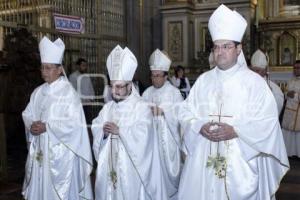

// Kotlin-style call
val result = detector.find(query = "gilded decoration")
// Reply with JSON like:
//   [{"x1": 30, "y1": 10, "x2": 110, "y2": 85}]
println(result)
[
  {"x1": 168, "y1": 21, "x2": 183, "y2": 62},
  {"x1": 278, "y1": 31, "x2": 297, "y2": 65}
]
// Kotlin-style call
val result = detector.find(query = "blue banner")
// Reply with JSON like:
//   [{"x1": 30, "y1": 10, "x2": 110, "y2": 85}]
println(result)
[{"x1": 54, "y1": 13, "x2": 85, "y2": 34}]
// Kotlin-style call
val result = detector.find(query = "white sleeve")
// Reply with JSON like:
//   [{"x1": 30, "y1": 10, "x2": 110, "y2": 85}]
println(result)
[
  {"x1": 22, "y1": 93, "x2": 35, "y2": 145},
  {"x1": 91, "y1": 105, "x2": 110, "y2": 161}
]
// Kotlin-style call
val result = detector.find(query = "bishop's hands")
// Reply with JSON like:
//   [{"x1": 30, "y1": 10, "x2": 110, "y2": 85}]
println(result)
[
  {"x1": 150, "y1": 105, "x2": 164, "y2": 116},
  {"x1": 30, "y1": 121, "x2": 46, "y2": 135},
  {"x1": 103, "y1": 122, "x2": 119, "y2": 136},
  {"x1": 287, "y1": 90, "x2": 296, "y2": 98},
  {"x1": 200, "y1": 122, "x2": 237, "y2": 142}
]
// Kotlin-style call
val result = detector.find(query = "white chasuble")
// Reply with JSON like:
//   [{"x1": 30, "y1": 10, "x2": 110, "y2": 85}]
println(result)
[
  {"x1": 92, "y1": 88, "x2": 168, "y2": 200},
  {"x1": 22, "y1": 77, "x2": 93, "y2": 200},
  {"x1": 177, "y1": 64, "x2": 289, "y2": 200},
  {"x1": 268, "y1": 80, "x2": 284, "y2": 115},
  {"x1": 142, "y1": 81, "x2": 183, "y2": 200}
]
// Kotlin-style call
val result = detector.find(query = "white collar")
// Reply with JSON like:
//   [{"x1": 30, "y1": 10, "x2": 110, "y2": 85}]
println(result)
[
  {"x1": 215, "y1": 63, "x2": 241, "y2": 81},
  {"x1": 153, "y1": 80, "x2": 170, "y2": 91},
  {"x1": 42, "y1": 76, "x2": 66, "y2": 95}
]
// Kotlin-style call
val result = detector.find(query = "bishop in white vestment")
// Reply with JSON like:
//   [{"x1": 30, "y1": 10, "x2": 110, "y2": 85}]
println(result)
[
  {"x1": 22, "y1": 37, "x2": 93, "y2": 200},
  {"x1": 142, "y1": 49, "x2": 183, "y2": 200},
  {"x1": 282, "y1": 60, "x2": 300, "y2": 157},
  {"x1": 250, "y1": 49, "x2": 284, "y2": 114},
  {"x1": 92, "y1": 45, "x2": 168, "y2": 200},
  {"x1": 177, "y1": 5, "x2": 289, "y2": 200}
]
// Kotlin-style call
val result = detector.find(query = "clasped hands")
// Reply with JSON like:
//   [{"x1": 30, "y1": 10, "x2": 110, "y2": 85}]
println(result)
[
  {"x1": 287, "y1": 90, "x2": 296, "y2": 99},
  {"x1": 103, "y1": 122, "x2": 119, "y2": 136},
  {"x1": 30, "y1": 121, "x2": 46, "y2": 135},
  {"x1": 200, "y1": 122, "x2": 237, "y2": 142},
  {"x1": 150, "y1": 105, "x2": 164, "y2": 116}
]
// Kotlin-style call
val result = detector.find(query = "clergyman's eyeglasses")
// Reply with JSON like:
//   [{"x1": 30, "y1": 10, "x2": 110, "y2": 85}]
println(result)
[
  {"x1": 212, "y1": 43, "x2": 236, "y2": 52},
  {"x1": 111, "y1": 83, "x2": 129, "y2": 90}
]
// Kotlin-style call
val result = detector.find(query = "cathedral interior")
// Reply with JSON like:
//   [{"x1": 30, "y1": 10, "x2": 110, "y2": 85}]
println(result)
[{"x1": 1, "y1": 0, "x2": 300, "y2": 199}]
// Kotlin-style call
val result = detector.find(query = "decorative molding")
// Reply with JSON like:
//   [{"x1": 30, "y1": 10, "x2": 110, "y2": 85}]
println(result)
[
  {"x1": 259, "y1": 17, "x2": 300, "y2": 31},
  {"x1": 167, "y1": 21, "x2": 183, "y2": 62},
  {"x1": 270, "y1": 66, "x2": 293, "y2": 72},
  {"x1": 278, "y1": 31, "x2": 297, "y2": 65}
]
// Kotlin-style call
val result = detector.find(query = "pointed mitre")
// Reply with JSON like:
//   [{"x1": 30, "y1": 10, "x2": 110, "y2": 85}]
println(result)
[
  {"x1": 251, "y1": 49, "x2": 268, "y2": 69},
  {"x1": 208, "y1": 4, "x2": 247, "y2": 42},
  {"x1": 149, "y1": 49, "x2": 171, "y2": 71},
  {"x1": 39, "y1": 36, "x2": 65, "y2": 64},
  {"x1": 106, "y1": 45, "x2": 137, "y2": 81}
]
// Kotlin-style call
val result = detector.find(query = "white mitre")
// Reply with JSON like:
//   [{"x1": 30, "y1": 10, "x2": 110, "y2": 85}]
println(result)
[
  {"x1": 208, "y1": 4, "x2": 247, "y2": 42},
  {"x1": 208, "y1": 4, "x2": 248, "y2": 67},
  {"x1": 251, "y1": 49, "x2": 268, "y2": 69},
  {"x1": 106, "y1": 45, "x2": 138, "y2": 81},
  {"x1": 149, "y1": 49, "x2": 171, "y2": 71},
  {"x1": 39, "y1": 36, "x2": 65, "y2": 64}
]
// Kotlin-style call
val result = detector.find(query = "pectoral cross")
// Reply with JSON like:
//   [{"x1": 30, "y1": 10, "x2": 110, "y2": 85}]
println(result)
[
  {"x1": 36, "y1": 103, "x2": 46, "y2": 167},
  {"x1": 110, "y1": 135, "x2": 118, "y2": 190},
  {"x1": 110, "y1": 107, "x2": 119, "y2": 190},
  {"x1": 208, "y1": 103, "x2": 233, "y2": 152},
  {"x1": 209, "y1": 104, "x2": 232, "y2": 123},
  {"x1": 207, "y1": 103, "x2": 232, "y2": 180}
]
